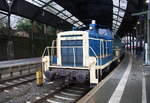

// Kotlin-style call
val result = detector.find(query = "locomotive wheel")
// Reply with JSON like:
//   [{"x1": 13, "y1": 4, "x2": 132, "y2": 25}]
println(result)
[
  {"x1": 105, "y1": 66, "x2": 110, "y2": 73},
  {"x1": 76, "y1": 73, "x2": 86, "y2": 83}
]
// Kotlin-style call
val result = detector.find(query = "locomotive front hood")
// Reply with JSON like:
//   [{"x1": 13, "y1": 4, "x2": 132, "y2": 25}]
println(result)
[{"x1": 88, "y1": 20, "x2": 113, "y2": 40}]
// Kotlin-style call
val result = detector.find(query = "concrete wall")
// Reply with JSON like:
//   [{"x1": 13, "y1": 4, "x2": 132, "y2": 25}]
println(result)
[{"x1": 0, "y1": 34, "x2": 56, "y2": 61}]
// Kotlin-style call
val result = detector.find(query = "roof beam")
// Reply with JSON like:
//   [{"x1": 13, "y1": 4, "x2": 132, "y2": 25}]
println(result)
[
  {"x1": 113, "y1": 27, "x2": 118, "y2": 30},
  {"x1": 113, "y1": 19, "x2": 122, "y2": 23},
  {"x1": 56, "y1": 9, "x2": 65, "y2": 15},
  {"x1": 0, "y1": 15, "x2": 7, "y2": 21},
  {"x1": 65, "y1": 15, "x2": 73, "y2": 20},
  {"x1": 41, "y1": 0, "x2": 53, "y2": 8},
  {"x1": 113, "y1": 13, "x2": 123, "y2": 19},
  {"x1": 113, "y1": 23, "x2": 120, "y2": 27},
  {"x1": 32, "y1": 0, "x2": 53, "y2": 19},
  {"x1": 37, "y1": 0, "x2": 79, "y2": 25},
  {"x1": 0, "y1": 11, "x2": 8, "y2": 15},
  {"x1": 11, "y1": 0, "x2": 72, "y2": 30},
  {"x1": 113, "y1": 5, "x2": 126, "y2": 12}
]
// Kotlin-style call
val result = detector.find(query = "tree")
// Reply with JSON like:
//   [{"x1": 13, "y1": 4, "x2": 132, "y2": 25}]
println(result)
[
  {"x1": 16, "y1": 19, "x2": 32, "y2": 32},
  {"x1": 16, "y1": 18, "x2": 56, "y2": 35},
  {"x1": 0, "y1": 23, "x2": 5, "y2": 28},
  {"x1": 0, "y1": 13, "x2": 7, "y2": 28},
  {"x1": 47, "y1": 26, "x2": 56, "y2": 35}
]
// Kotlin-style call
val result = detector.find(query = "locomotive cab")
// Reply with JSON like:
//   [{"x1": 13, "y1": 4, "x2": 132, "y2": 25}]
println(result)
[{"x1": 57, "y1": 31, "x2": 89, "y2": 67}]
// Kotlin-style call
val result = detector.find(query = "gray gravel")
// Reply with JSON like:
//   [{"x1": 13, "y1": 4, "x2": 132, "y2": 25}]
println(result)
[{"x1": 0, "y1": 80, "x2": 65, "y2": 103}]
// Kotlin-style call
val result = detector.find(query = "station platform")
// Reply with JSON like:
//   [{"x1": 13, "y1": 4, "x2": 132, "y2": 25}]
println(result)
[
  {"x1": 0, "y1": 57, "x2": 41, "y2": 69},
  {"x1": 78, "y1": 53, "x2": 150, "y2": 103},
  {"x1": 0, "y1": 57, "x2": 41, "y2": 80}
]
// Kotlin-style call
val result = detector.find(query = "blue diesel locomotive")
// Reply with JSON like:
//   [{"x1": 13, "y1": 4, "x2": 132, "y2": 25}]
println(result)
[{"x1": 42, "y1": 20, "x2": 121, "y2": 84}]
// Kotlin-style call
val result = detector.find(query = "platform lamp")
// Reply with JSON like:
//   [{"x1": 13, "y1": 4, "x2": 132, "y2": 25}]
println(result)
[
  {"x1": 5, "y1": 0, "x2": 15, "y2": 59},
  {"x1": 146, "y1": 0, "x2": 149, "y2": 3},
  {"x1": 6, "y1": 0, "x2": 14, "y2": 29}
]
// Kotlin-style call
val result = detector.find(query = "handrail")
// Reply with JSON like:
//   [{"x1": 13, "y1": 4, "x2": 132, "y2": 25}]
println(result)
[
  {"x1": 42, "y1": 45, "x2": 105, "y2": 67},
  {"x1": 89, "y1": 47, "x2": 99, "y2": 66},
  {"x1": 99, "y1": 41, "x2": 102, "y2": 65},
  {"x1": 51, "y1": 40, "x2": 56, "y2": 65},
  {"x1": 42, "y1": 47, "x2": 47, "y2": 58},
  {"x1": 42, "y1": 46, "x2": 101, "y2": 66}
]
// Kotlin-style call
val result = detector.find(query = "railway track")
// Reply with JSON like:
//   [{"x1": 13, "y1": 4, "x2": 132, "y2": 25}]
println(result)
[
  {"x1": 0, "y1": 56, "x2": 124, "y2": 103},
  {"x1": 32, "y1": 57, "x2": 123, "y2": 103},
  {"x1": 0, "y1": 73, "x2": 35, "y2": 92},
  {"x1": 33, "y1": 84, "x2": 90, "y2": 103}
]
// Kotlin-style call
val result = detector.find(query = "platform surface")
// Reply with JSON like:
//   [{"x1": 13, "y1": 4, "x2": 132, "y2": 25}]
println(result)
[
  {"x1": 78, "y1": 53, "x2": 150, "y2": 103},
  {"x1": 0, "y1": 57, "x2": 41, "y2": 68}
]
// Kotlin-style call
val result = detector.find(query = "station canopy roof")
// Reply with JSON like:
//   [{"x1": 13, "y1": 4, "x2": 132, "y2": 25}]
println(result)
[
  {"x1": 0, "y1": 0, "x2": 144, "y2": 35},
  {"x1": 25, "y1": 0, "x2": 86, "y2": 28}
]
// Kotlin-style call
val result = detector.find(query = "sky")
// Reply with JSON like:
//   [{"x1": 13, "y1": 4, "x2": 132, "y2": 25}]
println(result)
[{"x1": 10, "y1": 15, "x2": 22, "y2": 29}]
